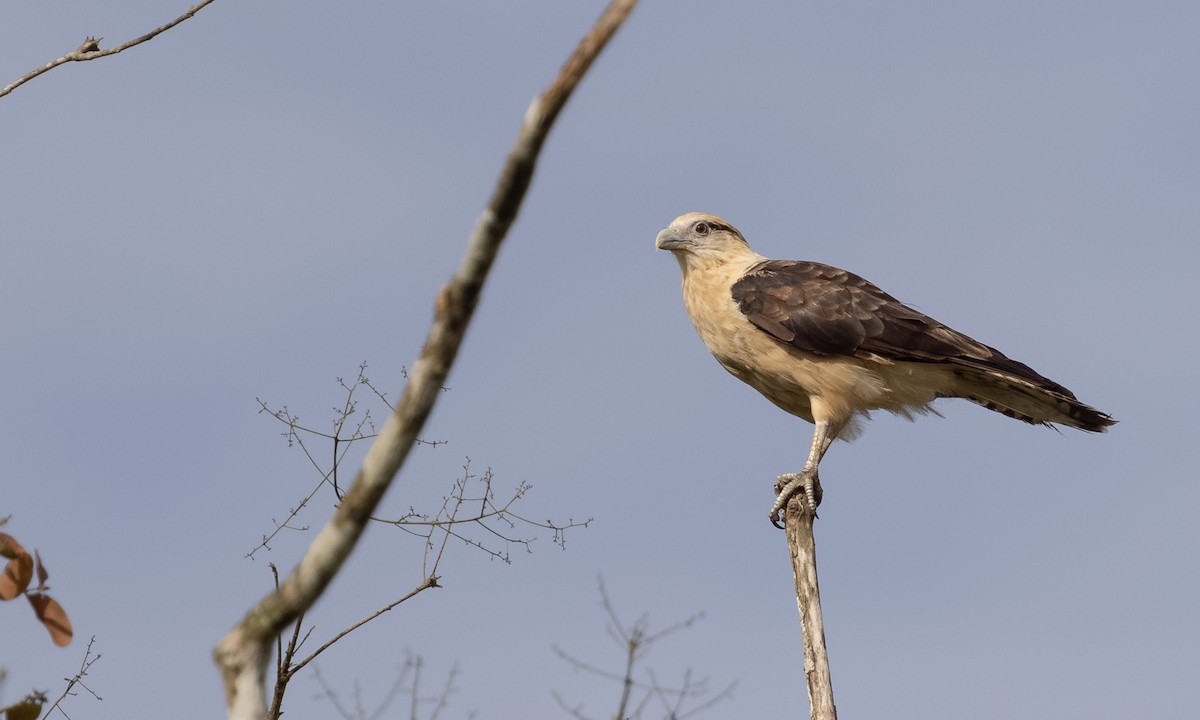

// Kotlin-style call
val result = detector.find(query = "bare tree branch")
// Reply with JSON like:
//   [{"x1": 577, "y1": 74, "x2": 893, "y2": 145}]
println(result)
[
  {"x1": 310, "y1": 651, "x2": 455, "y2": 720},
  {"x1": 292, "y1": 576, "x2": 440, "y2": 678},
  {"x1": 251, "y1": 369, "x2": 583, "y2": 565},
  {"x1": 783, "y1": 496, "x2": 837, "y2": 720},
  {"x1": 1, "y1": 0, "x2": 217, "y2": 99},
  {"x1": 260, "y1": 402, "x2": 586, "y2": 714},
  {"x1": 312, "y1": 665, "x2": 360, "y2": 720},
  {"x1": 653, "y1": 668, "x2": 737, "y2": 720},
  {"x1": 249, "y1": 363, "x2": 399, "y2": 558},
  {"x1": 553, "y1": 577, "x2": 734, "y2": 720},
  {"x1": 38, "y1": 635, "x2": 102, "y2": 720},
  {"x1": 213, "y1": 2, "x2": 639, "y2": 717}
]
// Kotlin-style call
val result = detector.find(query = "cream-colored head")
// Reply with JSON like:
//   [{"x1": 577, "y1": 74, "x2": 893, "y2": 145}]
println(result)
[{"x1": 655, "y1": 212, "x2": 763, "y2": 272}]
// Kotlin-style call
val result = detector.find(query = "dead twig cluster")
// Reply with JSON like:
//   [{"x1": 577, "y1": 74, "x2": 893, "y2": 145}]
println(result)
[
  {"x1": 310, "y1": 653, "x2": 465, "y2": 720},
  {"x1": 551, "y1": 578, "x2": 735, "y2": 720},
  {"x1": 253, "y1": 366, "x2": 589, "y2": 718}
]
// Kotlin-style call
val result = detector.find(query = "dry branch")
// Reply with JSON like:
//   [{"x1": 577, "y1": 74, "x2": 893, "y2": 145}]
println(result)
[
  {"x1": 784, "y1": 496, "x2": 837, "y2": 720},
  {"x1": 0, "y1": 0, "x2": 217, "y2": 99},
  {"x1": 213, "y1": 2, "x2": 639, "y2": 717},
  {"x1": 551, "y1": 577, "x2": 734, "y2": 720}
]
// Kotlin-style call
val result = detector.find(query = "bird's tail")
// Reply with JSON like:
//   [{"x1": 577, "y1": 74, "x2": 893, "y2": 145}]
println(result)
[{"x1": 950, "y1": 366, "x2": 1115, "y2": 432}]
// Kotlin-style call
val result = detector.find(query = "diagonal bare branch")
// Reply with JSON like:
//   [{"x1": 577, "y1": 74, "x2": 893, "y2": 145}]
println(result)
[
  {"x1": 213, "y1": 2, "x2": 639, "y2": 717},
  {"x1": 1, "y1": 0, "x2": 217, "y2": 99}
]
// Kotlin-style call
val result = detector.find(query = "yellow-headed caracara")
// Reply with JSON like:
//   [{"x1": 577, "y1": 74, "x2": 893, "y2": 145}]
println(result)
[{"x1": 656, "y1": 212, "x2": 1114, "y2": 526}]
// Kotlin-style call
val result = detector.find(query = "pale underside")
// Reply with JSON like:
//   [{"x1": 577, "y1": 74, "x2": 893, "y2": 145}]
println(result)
[{"x1": 680, "y1": 252, "x2": 952, "y2": 440}]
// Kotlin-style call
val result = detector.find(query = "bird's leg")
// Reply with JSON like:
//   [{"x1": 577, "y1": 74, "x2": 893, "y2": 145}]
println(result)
[{"x1": 771, "y1": 420, "x2": 836, "y2": 527}]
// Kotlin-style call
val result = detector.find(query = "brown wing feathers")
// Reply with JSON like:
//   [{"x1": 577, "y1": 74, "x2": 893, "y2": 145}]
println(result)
[{"x1": 731, "y1": 260, "x2": 1114, "y2": 432}]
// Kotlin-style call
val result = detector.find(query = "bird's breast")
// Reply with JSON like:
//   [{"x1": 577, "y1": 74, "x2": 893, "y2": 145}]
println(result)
[{"x1": 677, "y1": 263, "x2": 910, "y2": 425}]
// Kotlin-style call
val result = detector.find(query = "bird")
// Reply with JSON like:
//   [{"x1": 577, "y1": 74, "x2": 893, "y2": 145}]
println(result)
[{"x1": 655, "y1": 212, "x2": 1114, "y2": 526}]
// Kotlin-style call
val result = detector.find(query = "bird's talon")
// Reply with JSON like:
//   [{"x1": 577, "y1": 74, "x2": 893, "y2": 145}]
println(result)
[{"x1": 771, "y1": 470, "x2": 822, "y2": 525}]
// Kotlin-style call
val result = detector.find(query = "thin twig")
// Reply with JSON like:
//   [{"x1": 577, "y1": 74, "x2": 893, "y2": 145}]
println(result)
[
  {"x1": 784, "y1": 497, "x2": 837, "y2": 720},
  {"x1": 368, "y1": 658, "x2": 420, "y2": 720},
  {"x1": 290, "y1": 576, "x2": 440, "y2": 675},
  {"x1": 675, "y1": 679, "x2": 738, "y2": 720},
  {"x1": 1, "y1": 0, "x2": 217, "y2": 99},
  {"x1": 267, "y1": 574, "x2": 436, "y2": 718},
  {"x1": 312, "y1": 665, "x2": 357, "y2": 720},
  {"x1": 408, "y1": 656, "x2": 422, "y2": 720},
  {"x1": 553, "y1": 577, "x2": 731, "y2": 720},
  {"x1": 39, "y1": 635, "x2": 102, "y2": 719}
]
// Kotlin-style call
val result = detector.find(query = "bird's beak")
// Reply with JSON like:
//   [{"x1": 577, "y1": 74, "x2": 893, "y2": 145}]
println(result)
[{"x1": 655, "y1": 227, "x2": 686, "y2": 251}]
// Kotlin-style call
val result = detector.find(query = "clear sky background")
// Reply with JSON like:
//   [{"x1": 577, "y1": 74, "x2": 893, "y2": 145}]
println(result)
[{"x1": 3, "y1": 2, "x2": 1197, "y2": 718}]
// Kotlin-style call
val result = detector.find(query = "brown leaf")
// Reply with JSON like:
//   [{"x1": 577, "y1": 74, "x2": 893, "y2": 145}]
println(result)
[
  {"x1": 34, "y1": 549, "x2": 48, "y2": 589},
  {"x1": 0, "y1": 533, "x2": 24, "y2": 560},
  {"x1": 27, "y1": 593, "x2": 73, "y2": 646},
  {"x1": 0, "y1": 551, "x2": 33, "y2": 601}
]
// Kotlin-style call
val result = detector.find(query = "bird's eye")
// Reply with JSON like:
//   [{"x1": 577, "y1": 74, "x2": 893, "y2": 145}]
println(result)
[{"x1": 694, "y1": 222, "x2": 711, "y2": 236}]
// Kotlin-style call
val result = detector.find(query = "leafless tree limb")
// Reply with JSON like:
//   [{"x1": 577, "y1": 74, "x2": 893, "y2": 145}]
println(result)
[
  {"x1": 311, "y1": 654, "x2": 459, "y2": 720},
  {"x1": 783, "y1": 496, "x2": 837, "y2": 720},
  {"x1": 598, "y1": 577, "x2": 702, "y2": 648},
  {"x1": 214, "y1": 2, "x2": 638, "y2": 717},
  {"x1": 260, "y1": 439, "x2": 584, "y2": 715},
  {"x1": 262, "y1": 456, "x2": 585, "y2": 715},
  {"x1": 552, "y1": 577, "x2": 734, "y2": 720},
  {"x1": 250, "y1": 363, "x2": 400, "y2": 558},
  {"x1": 646, "y1": 667, "x2": 735, "y2": 720},
  {"x1": 648, "y1": 666, "x2": 737, "y2": 720},
  {"x1": 312, "y1": 665, "x2": 365, "y2": 720},
  {"x1": 293, "y1": 576, "x2": 439, "y2": 679},
  {"x1": 39, "y1": 635, "x2": 102, "y2": 720},
  {"x1": 252, "y1": 368, "x2": 583, "y2": 563},
  {"x1": 265, "y1": 548, "x2": 436, "y2": 718},
  {"x1": 0, "y1": 0, "x2": 217, "y2": 99}
]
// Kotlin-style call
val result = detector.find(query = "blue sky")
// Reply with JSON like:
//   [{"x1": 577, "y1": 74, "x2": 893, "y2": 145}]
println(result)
[{"x1": 2, "y1": 2, "x2": 1197, "y2": 718}]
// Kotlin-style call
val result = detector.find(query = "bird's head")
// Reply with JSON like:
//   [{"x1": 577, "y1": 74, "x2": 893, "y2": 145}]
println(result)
[{"x1": 655, "y1": 213, "x2": 760, "y2": 271}]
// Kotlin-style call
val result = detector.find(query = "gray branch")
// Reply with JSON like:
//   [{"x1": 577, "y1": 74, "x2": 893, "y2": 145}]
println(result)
[
  {"x1": 783, "y1": 497, "x2": 837, "y2": 719},
  {"x1": 0, "y1": 0, "x2": 217, "y2": 99},
  {"x1": 212, "y1": 2, "x2": 639, "y2": 717}
]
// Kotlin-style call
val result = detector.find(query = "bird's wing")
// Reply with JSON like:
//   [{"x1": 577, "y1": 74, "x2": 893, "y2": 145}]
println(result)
[{"x1": 730, "y1": 260, "x2": 1076, "y2": 396}]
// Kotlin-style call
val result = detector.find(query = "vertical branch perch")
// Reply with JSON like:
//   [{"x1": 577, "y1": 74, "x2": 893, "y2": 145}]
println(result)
[
  {"x1": 213, "y1": 2, "x2": 638, "y2": 718},
  {"x1": 784, "y1": 496, "x2": 837, "y2": 720}
]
